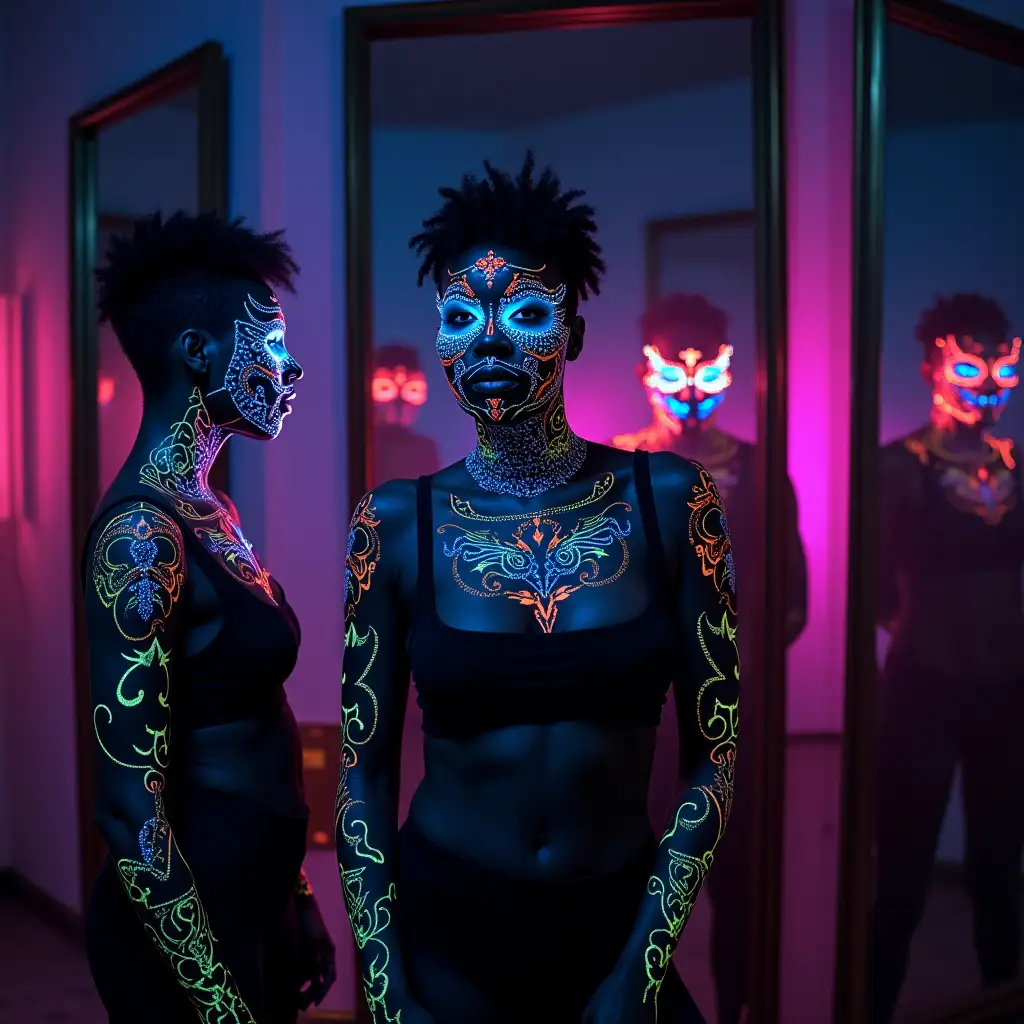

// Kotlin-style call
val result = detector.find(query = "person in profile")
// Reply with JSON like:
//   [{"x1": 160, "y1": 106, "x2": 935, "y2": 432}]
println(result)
[
  {"x1": 371, "y1": 343, "x2": 441, "y2": 486},
  {"x1": 613, "y1": 293, "x2": 808, "y2": 1024},
  {"x1": 870, "y1": 294, "x2": 1024, "y2": 1021}
]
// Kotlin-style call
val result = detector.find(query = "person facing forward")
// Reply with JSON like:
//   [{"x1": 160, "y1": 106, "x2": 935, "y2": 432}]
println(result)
[
  {"x1": 83, "y1": 213, "x2": 335, "y2": 1023},
  {"x1": 870, "y1": 294, "x2": 1024, "y2": 1021},
  {"x1": 335, "y1": 154, "x2": 740, "y2": 1024}
]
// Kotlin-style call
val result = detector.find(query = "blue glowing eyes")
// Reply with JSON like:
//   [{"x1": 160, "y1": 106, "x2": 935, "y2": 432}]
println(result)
[
  {"x1": 660, "y1": 368, "x2": 681, "y2": 383},
  {"x1": 996, "y1": 365, "x2": 1015, "y2": 379},
  {"x1": 701, "y1": 368, "x2": 721, "y2": 383},
  {"x1": 953, "y1": 362, "x2": 981, "y2": 378}
]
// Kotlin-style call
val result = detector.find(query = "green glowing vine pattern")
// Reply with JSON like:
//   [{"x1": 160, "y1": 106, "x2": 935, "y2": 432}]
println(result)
[
  {"x1": 91, "y1": 502, "x2": 256, "y2": 1023},
  {"x1": 336, "y1": 494, "x2": 401, "y2": 1022},
  {"x1": 642, "y1": 465, "x2": 740, "y2": 1013}
]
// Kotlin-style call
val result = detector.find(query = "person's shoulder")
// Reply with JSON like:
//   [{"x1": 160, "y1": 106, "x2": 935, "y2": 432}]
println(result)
[
  {"x1": 348, "y1": 477, "x2": 418, "y2": 540},
  {"x1": 647, "y1": 450, "x2": 716, "y2": 500}
]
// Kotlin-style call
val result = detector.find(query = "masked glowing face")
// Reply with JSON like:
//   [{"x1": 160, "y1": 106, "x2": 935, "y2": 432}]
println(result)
[
  {"x1": 372, "y1": 363, "x2": 428, "y2": 426},
  {"x1": 435, "y1": 247, "x2": 571, "y2": 426},
  {"x1": 931, "y1": 333, "x2": 1020, "y2": 427},
  {"x1": 642, "y1": 342, "x2": 734, "y2": 426},
  {"x1": 211, "y1": 293, "x2": 302, "y2": 440}
]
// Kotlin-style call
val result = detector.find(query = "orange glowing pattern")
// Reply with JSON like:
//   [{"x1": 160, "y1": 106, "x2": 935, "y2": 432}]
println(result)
[
  {"x1": 371, "y1": 365, "x2": 427, "y2": 407},
  {"x1": 448, "y1": 250, "x2": 547, "y2": 290},
  {"x1": 932, "y1": 334, "x2": 1021, "y2": 427}
]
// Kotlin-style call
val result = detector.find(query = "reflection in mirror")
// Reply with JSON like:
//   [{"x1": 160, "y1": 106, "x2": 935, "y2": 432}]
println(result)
[
  {"x1": 870, "y1": 23, "x2": 1024, "y2": 1022},
  {"x1": 367, "y1": 18, "x2": 765, "y2": 1022},
  {"x1": 95, "y1": 86, "x2": 199, "y2": 497}
]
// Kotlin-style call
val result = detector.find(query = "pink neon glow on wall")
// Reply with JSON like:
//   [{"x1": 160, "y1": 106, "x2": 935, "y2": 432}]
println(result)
[{"x1": 0, "y1": 296, "x2": 24, "y2": 523}]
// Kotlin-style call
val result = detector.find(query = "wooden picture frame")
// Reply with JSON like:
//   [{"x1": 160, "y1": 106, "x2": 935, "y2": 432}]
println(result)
[
  {"x1": 343, "y1": 2, "x2": 788, "y2": 1021},
  {"x1": 69, "y1": 40, "x2": 229, "y2": 909}
]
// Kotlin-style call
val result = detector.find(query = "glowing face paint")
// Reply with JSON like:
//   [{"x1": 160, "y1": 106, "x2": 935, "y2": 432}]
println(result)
[
  {"x1": 210, "y1": 294, "x2": 300, "y2": 439},
  {"x1": 642, "y1": 342, "x2": 734, "y2": 426},
  {"x1": 371, "y1": 363, "x2": 428, "y2": 426},
  {"x1": 932, "y1": 333, "x2": 1020, "y2": 427},
  {"x1": 436, "y1": 250, "x2": 571, "y2": 427}
]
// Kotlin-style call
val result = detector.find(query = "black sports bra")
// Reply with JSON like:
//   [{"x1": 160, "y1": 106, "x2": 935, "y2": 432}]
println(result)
[
  {"x1": 408, "y1": 449, "x2": 678, "y2": 739},
  {"x1": 81, "y1": 493, "x2": 301, "y2": 731}
]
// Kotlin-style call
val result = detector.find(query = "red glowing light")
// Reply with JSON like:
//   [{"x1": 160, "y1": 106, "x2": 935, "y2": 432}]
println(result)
[
  {"x1": 98, "y1": 376, "x2": 116, "y2": 406},
  {"x1": 372, "y1": 366, "x2": 427, "y2": 407}
]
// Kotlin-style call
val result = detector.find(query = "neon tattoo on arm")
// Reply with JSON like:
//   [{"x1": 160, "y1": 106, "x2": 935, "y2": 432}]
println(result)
[
  {"x1": 335, "y1": 494, "x2": 406, "y2": 1021},
  {"x1": 89, "y1": 503, "x2": 256, "y2": 1022},
  {"x1": 618, "y1": 464, "x2": 739, "y2": 1015}
]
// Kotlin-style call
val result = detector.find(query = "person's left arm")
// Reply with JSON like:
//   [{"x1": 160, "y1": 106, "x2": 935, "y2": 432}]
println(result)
[{"x1": 586, "y1": 454, "x2": 740, "y2": 1023}]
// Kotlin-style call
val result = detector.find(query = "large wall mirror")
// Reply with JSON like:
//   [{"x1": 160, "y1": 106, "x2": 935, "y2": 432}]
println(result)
[
  {"x1": 841, "y1": 3, "x2": 1024, "y2": 1022},
  {"x1": 69, "y1": 41, "x2": 228, "y2": 903},
  {"x1": 344, "y1": 1, "x2": 788, "y2": 1020}
]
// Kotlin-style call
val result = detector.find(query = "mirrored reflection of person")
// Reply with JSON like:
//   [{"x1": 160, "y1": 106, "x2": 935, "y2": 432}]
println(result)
[
  {"x1": 371, "y1": 343, "x2": 441, "y2": 488},
  {"x1": 81, "y1": 214, "x2": 335, "y2": 1023},
  {"x1": 869, "y1": 294, "x2": 1024, "y2": 1022},
  {"x1": 336, "y1": 154, "x2": 741, "y2": 1024},
  {"x1": 612, "y1": 293, "x2": 808, "y2": 1024},
  {"x1": 370, "y1": 343, "x2": 441, "y2": 827}
]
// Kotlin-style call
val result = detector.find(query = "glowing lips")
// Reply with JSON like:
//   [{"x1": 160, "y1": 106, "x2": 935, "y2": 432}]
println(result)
[{"x1": 219, "y1": 294, "x2": 296, "y2": 437}]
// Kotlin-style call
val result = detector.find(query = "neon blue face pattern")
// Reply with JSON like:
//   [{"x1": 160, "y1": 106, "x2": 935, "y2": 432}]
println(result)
[
  {"x1": 209, "y1": 294, "x2": 300, "y2": 438},
  {"x1": 436, "y1": 249, "x2": 571, "y2": 427}
]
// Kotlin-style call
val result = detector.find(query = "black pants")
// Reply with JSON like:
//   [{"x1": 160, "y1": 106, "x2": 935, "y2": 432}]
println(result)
[
  {"x1": 86, "y1": 788, "x2": 307, "y2": 1023},
  {"x1": 869, "y1": 657, "x2": 1024, "y2": 1022},
  {"x1": 397, "y1": 819, "x2": 707, "y2": 1024}
]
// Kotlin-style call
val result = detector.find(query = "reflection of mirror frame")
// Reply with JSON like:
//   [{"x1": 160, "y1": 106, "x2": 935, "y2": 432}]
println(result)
[
  {"x1": 645, "y1": 209, "x2": 756, "y2": 309},
  {"x1": 69, "y1": 41, "x2": 228, "y2": 908},
  {"x1": 344, "y1": 2, "x2": 789, "y2": 1021},
  {"x1": 839, "y1": 4, "x2": 1024, "y2": 1022}
]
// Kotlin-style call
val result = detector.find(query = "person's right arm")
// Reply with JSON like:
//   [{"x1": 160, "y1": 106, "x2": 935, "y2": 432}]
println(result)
[
  {"x1": 336, "y1": 482, "x2": 429, "y2": 1022},
  {"x1": 85, "y1": 501, "x2": 256, "y2": 1023}
]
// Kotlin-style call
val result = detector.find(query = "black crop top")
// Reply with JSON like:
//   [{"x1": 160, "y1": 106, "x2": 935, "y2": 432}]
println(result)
[
  {"x1": 409, "y1": 449, "x2": 679, "y2": 739},
  {"x1": 889, "y1": 444, "x2": 1024, "y2": 575},
  {"x1": 81, "y1": 494, "x2": 301, "y2": 731}
]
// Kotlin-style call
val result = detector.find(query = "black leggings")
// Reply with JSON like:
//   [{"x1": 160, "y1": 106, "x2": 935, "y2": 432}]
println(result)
[
  {"x1": 869, "y1": 657, "x2": 1024, "y2": 1021},
  {"x1": 86, "y1": 788, "x2": 307, "y2": 1023},
  {"x1": 397, "y1": 819, "x2": 707, "y2": 1024}
]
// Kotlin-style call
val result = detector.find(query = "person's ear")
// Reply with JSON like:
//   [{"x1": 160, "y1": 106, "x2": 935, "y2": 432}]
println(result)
[
  {"x1": 567, "y1": 315, "x2": 586, "y2": 362},
  {"x1": 177, "y1": 329, "x2": 211, "y2": 375}
]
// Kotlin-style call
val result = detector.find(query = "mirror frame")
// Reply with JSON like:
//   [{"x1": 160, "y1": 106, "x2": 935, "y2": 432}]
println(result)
[
  {"x1": 837, "y1": 3, "x2": 1024, "y2": 1021},
  {"x1": 69, "y1": 40, "x2": 229, "y2": 908},
  {"x1": 343, "y1": 1, "x2": 788, "y2": 1021}
]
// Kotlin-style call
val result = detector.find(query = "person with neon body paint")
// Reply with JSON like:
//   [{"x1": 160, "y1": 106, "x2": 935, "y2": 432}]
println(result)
[
  {"x1": 613, "y1": 292, "x2": 807, "y2": 1024},
  {"x1": 336, "y1": 154, "x2": 739, "y2": 1023},
  {"x1": 81, "y1": 213, "x2": 335, "y2": 1022},
  {"x1": 370, "y1": 343, "x2": 441, "y2": 486},
  {"x1": 870, "y1": 293, "x2": 1024, "y2": 1021}
]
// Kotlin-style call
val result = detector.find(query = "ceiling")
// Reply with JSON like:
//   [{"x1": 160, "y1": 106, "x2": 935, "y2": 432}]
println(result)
[{"x1": 370, "y1": 17, "x2": 1024, "y2": 131}]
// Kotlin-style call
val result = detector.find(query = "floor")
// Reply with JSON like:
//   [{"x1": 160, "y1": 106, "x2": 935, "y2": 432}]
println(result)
[{"x1": 1, "y1": 738, "x2": 1020, "y2": 1024}]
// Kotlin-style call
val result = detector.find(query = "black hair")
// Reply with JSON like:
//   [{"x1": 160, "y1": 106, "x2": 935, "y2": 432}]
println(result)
[
  {"x1": 95, "y1": 211, "x2": 300, "y2": 388},
  {"x1": 374, "y1": 343, "x2": 421, "y2": 371},
  {"x1": 915, "y1": 293, "x2": 1010, "y2": 356},
  {"x1": 639, "y1": 293, "x2": 729, "y2": 345},
  {"x1": 409, "y1": 151, "x2": 604, "y2": 308}
]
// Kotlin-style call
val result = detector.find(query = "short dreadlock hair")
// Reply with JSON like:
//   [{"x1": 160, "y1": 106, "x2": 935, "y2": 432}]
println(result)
[
  {"x1": 639, "y1": 293, "x2": 729, "y2": 346},
  {"x1": 96, "y1": 211, "x2": 300, "y2": 390},
  {"x1": 409, "y1": 152, "x2": 604, "y2": 309},
  {"x1": 915, "y1": 293, "x2": 1011, "y2": 358}
]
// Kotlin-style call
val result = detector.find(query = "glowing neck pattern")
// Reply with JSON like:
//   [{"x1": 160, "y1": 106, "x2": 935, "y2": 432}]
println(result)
[
  {"x1": 139, "y1": 387, "x2": 227, "y2": 509},
  {"x1": 465, "y1": 394, "x2": 586, "y2": 499}
]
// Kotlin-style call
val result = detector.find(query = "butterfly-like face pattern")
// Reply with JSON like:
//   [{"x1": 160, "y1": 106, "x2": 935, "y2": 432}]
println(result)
[
  {"x1": 435, "y1": 247, "x2": 571, "y2": 427},
  {"x1": 642, "y1": 342, "x2": 734, "y2": 426},
  {"x1": 217, "y1": 294, "x2": 301, "y2": 438}
]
